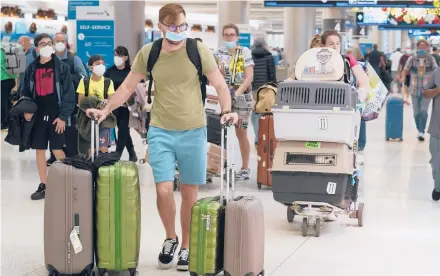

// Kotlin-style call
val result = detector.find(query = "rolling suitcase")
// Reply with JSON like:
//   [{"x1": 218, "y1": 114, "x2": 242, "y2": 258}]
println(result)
[
  {"x1": 44, "y1": 158, "x2": 94, "y2": 274},
  {"x1": 385, "y1": 96, "x2": 404, "y2": 141},
  {"x1": 224, "y1": 132, "x2": 265, "y2": 276},
  {"x1": 189, "y1": 122, "x2": 235, "y2": 276},
  {"x1": 93, "y1": 119, "x2": 141, "y2": 276},
  {"x1": 257, "y1": 114, "x2": 277, "y2": 189}
]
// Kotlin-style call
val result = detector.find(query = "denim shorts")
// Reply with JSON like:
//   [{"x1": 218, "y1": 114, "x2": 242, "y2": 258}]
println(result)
[{"x1": 147, "y1": 126, "x2": 207, "y2": 185}]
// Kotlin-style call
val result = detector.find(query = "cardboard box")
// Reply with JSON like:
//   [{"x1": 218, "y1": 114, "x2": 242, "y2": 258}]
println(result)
[{"x1": 207, "y1": 143, "x2": 226, "y2": 175}]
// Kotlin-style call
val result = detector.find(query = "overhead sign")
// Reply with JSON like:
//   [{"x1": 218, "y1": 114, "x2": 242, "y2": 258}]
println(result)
[
  {"x1": 68, "y1": 0, "x2": 100, "y2": 20},
  {"x1": 264, "y1": 1, "x2": 439, "y2": 8},
  {"x1": 323, "y1": 19, "x2": 346, "y2": 33},
  {"x1": 354, "y1": 26, "x2": 369, "y2": 37}
]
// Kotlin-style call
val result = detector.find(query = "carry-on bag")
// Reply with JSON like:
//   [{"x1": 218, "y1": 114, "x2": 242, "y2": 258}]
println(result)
[
  {"x1": 93, "y1": 119, "x2": 141, "y2": 276},
  {"x1": 224, "y1": 139, "x2": 265, "y2": 275},
  {"x1": 207, "y1": 111, "x2": 226, "y2": 147},
  {"x1": 44, "y1": 158, "x2": 94, "y2": 275},
  {"x1": 189, "y1": 122, "x2": 235, "y2": 276},
  {"x1": 257, "y1": 113, "x2": 277, "y2": 189},
  {"x1": 385, "y1": 95, "x2": 404, "y2": 141}
]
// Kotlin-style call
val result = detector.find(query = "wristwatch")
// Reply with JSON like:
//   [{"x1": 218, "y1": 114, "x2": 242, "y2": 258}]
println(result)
[{"x1": 220, "y1": 110, "x2": 231, "y2": 116}]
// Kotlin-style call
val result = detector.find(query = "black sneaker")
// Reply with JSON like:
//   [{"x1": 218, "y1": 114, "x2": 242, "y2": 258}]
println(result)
[
  {"x1": 176, "y1": 248, "x2": 189, "y2": 271},
  {"x1": 129, "y1": 152, "x2": 138, "y2": 163},
  {"x1": 31, "y1": 183, "x2": 46, "y2": 200},
  {"x1": 432, "y1": 189, "x2": 440, "y2": 201},
  {"x1": 46, "y1": 155, "x2": 56, "y2": 166},
  {"x1": 158, "y1": 237, "x2": 179, "y2": 269}
]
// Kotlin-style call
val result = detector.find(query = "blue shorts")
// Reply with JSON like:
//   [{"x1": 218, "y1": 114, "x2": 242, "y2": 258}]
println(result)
[{"x1": 147, "y1": 126, "x2": 207, "y2": 185}]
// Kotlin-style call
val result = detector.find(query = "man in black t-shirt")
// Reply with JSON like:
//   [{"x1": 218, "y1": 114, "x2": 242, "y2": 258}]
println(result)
[{"x1": 21, "y1": 33, "x2": 75, "y2": 200}]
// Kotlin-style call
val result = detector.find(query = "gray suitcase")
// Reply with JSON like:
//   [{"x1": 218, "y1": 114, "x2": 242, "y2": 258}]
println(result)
[
  {"x1": 44, "y1": 120, "x2": 100, "y2": 275},
  {"x1": 44, "y1": 161, "x2": 94, "y2": 276}
]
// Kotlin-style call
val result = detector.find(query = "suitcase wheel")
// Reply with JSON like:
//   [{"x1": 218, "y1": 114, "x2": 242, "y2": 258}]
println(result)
[
  {"x1": 314, "y1": 218, "x2": 321, "y2": 237},
  {"x1": 357, "y1": 203, "x2": 365, "y2": 227},
  {"x1": 128, "y1": 268, "x2": 139, "y2": 276},
  {"x1": 98, "y1": 269, "x2": 107, "y2": 276},
  {"x1": 190, "y1": 273, "x2": 198, "y2": 276},
  {"x1": 301, "y1": 217, "x2": 309, "y2": 237},
  {"x1": 287, "y1": 206, "x2": 295, "y2": 223},
  {"x1": 139, "y1": 159, "x2": 146, "y2": 164}
]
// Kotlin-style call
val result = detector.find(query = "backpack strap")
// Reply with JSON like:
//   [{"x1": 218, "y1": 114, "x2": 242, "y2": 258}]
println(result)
[
  {"x1": 186, "y1": 38, "x2": 206, "y2": 105},
  {"x1": 84, "y1": 77, "x2": 90, "y2": 97},
  {"x1": 146, "y1": 39, "x2": 163, "y2": 104},
  {"x1": 103, "y1": 78, "x2": 111, "y2": 99}
]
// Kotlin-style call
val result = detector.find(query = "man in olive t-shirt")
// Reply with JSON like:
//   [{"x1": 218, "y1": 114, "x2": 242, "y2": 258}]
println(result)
[
  {"x1": 86, "y1": 3, "x2": 238, "y2": 272},
  {"x1": 423, "y1": 69, "x2": 440, "y2": 201}
]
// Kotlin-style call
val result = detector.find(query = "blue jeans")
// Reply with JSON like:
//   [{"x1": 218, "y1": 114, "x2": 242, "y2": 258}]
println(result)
[
  {"x1": 251, "y1": 112, "x2": 261, "y2": 145},
  {"x1": 411, "y1": 94, "x2": 431, "y2": 134},
  {"x1": 358, "y1": 120, "x2": 366, "y2": 151}
]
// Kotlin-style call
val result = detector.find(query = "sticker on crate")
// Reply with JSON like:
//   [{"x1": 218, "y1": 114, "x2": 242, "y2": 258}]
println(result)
[
  {"x1": 295, "y1": 47, "x2": 345, "y2": 81},
  {"x1": 326, "y1": 182, "x2": 337, "y2": 195}
]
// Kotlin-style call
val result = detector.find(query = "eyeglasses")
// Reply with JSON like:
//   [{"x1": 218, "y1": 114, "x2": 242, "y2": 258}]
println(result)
[
  {"x1": 161, "y1": 22, "x2": 188, "y2": 32},
  {"x1": 38, "y1": 41, "x2": 53, "y2": 47}
]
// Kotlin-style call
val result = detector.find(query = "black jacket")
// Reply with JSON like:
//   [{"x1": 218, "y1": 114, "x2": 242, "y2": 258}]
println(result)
[
  {"x1": 252, "y1": 46, "x2": 277, "y2": 91},
  {"x1": 21, "y1": 54, "x2": 76, "y2": 122},
  {"x1": 367, "y1": 50, "x2": 382, "y2": 75},
  {"x1": 4, "y1": 97, "x2": 38, "y2": 152}
]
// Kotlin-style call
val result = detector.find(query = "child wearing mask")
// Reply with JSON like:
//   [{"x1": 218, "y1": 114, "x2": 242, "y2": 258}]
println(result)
[{"x1": 77, "y1": 55, "x2": 115, "y2": 153}]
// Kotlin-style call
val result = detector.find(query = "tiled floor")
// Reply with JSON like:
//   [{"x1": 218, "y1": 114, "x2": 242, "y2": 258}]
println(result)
[{"x1": 1, "y1": 105, "x2": 439, "y2": 276}]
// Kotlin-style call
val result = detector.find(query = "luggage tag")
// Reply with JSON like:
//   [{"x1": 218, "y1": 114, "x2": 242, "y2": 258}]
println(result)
[{"x1": 69, "y1": 228, "x2": 83, "y2": 254}]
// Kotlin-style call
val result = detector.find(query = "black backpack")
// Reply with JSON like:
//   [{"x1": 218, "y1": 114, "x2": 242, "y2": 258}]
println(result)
[
  {"x1": 146, "y1": 38, "x2": 207, "y2": 105},
  {"x1": 63, "y1": 52, "x2": 88, "y2": 90},
  {"x1": 83, "y1": 77, "x2": 111, "y2": 99}
]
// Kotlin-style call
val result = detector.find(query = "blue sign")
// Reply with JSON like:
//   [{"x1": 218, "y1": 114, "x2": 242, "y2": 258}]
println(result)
[
  {"x1": 238, "y1": 33, "x2": 251, "y2": 49},
  {"x1": 76, "y1": 20, "x2": 114, "y2": 67},
  {"x1": 68, "y1": 0, "x2": 100, "y2": 20},
  {"x1": 359, "y1": 43, "x2": 373, "y2": 56}
]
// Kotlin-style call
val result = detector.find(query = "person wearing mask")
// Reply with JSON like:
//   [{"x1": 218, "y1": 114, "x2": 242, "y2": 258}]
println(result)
[
  {"x1": 432, "y1": 47, "x2": 440, "y2": 66},
  {"x1": 398, "y1": 48, "x2": 413, "y2": 105},
  {"x1": 215, "y1": 23, "x2": 254, "y2": 181},
  {"x1": 104, "y1": 46, "x2": 138, "y2": 162},
  {"x1": 321, "y1": 30, "x2": 370, "y2": 93},
  {"x1": 368, "y1": 44, "x2": 382, "y2": 75},
  {"x1": 45, "y1": 32, "x2": 89, "y2": 165},
  {"x1": 17, "y1": 35, "x2": 36, "y2": 95},
  {"x1": 86, "y1": 4, "x2": 237, "y2": 271},
  {"x1": 423, "y1": 68, "x2": 440, "y2": 201},
  {"x1": 250, "y1": 37, "x2": 276, "y2": 148},
  {"x1": 21, "y1": 33, "x2": 75, "y2": 200},
  {"x1": 390, "y1": 48, "x2": 403, "y2": 84},
  {"x1": 401, "y1": 40, "x2": 438, "y2": 142},
  {"x1": 1, "y1": 45, "x2": 18, "y2": 130},
  {"x1": 77, "y1": 55, "x2": 115, "y2": 154},
  {"x1": 321, "y1": 30, "x2": 370, "y2": 221}
]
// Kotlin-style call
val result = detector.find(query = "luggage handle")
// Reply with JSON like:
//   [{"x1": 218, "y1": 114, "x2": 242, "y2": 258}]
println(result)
[
  {"x1": 220, "y1": 119, "x2": 235, "y2": 206},
  {"x1": 90, "y1": 114, "x2": 100, "y2": 162}
]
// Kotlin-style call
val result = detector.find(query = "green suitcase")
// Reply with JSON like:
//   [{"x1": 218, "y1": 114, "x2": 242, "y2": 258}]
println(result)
[
  {"x1": 96, "y1": 161, "x2": 141, "y2": 276},
  {"x1": 189, "y1": 196, "x2": 225, "y2": 276}
]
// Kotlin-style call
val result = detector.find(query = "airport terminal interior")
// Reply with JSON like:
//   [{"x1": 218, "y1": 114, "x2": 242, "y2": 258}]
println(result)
[{"x1": 1, "y1": 0, "x2": 440, "y2": 276}]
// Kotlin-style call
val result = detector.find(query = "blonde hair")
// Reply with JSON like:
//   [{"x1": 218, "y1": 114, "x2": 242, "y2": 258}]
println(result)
[
  {"x1": 309, "y1": 35, "x2": 321, "y2": 49},
  {"x1": 350, "y1": 45, "x2": 364, "y2": 61}
]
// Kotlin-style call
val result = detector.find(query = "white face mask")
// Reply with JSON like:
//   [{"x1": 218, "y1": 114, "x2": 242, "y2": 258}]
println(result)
[
  {"x1": 39, "y1": 46, "x2": 54, "y2": 58},
  {"x1": 114, "y1": 56, "x2": 124, "y2": 67},
  {"x1": 55, "y1": 42, "x2": 66, "y2": 52},
  {"x1": 92, "y1": 64, "x2": 106, "y2": 76}
]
